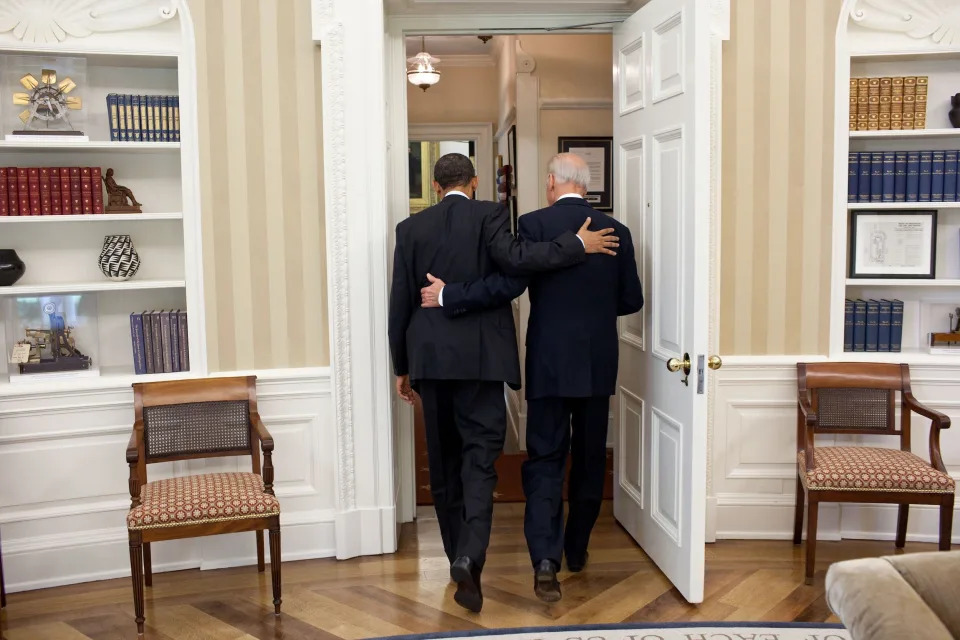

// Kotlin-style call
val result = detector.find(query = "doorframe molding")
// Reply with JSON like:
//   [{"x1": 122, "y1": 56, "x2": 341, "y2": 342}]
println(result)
[{"x1": 408, "y1": 122, "x2": 496, "y2": 202}]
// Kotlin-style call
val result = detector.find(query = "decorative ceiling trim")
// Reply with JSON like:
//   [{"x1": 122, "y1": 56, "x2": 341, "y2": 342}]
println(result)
[
  {"x1": 539, "y1": 97, "x2": 613, "y2": 110},
  {"x1": 850, "y1": 0, "x2": 960, "y2": 45},
  {"x1": 439, "y1": 53, "x2": 495, "y2": 67},
  {"x1": 0, "y1": 0, "x2": 178, "y2": 44}
]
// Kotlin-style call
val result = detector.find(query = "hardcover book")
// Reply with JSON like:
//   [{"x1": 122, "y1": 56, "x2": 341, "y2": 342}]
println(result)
[
  {"x1": 38, "y1": 167, "x2": 51, "y2": 215},
  {"x1": 150, "y1": 310, "x2": 164, "y2": 374},
  {"x1": 170, "y1": 310, "x2": 180, "y2": 372},
  {"x1": 865, "y1": 299, "x2": 880, "y2": 352},
  {"x1": 848, "y1": 153, "x2": 858, "y2": 202},
  {"x1": 878, "y1": 299, "x2": 892, "y2": 353},
  {"x1": 870, "y1": 151, "x2": 883, "y2": 202},
  {"x1": 159, "y1": 310, "x2": 173, "y2": 373},
  {"x1": 178, "y1": 310, "x2": 189, "y2": 371},
  {"x1": 91, "y1": 167, "x2": 103, "y2": 214},
  {"x1": 906, "y1": 151, "x2": 921, "y2": 201},
  {"x1": 69, "y1": 167, "x2": 81, "y2": 214},
  {"x1": 27, "y1": 167, "x2": 39, "y2": 215},
  {"x1": 946, "y1": 151, "x2": 959, "y2": 202},
  {"x1": 50, "y1": 167, "x2": 62, "y2": 215},
  {"x1": 858, "y1": 151, "x2": 872, "y2": 202},
  {"x1": 117, "y1": 94, "x2": 128, "y2": 141},
  {"x1": 123, "y1": 95, "x2": 133, "y2": 142},
  {"x1": 844, "y1": 299, "x2": 854, "y2": 352},
  {"x1": 890, "y1": 300, "x2": 904, "y2": 353},
  {"x1": 131, "y1": 95, "x2": 142, "y2": 142},
  {"x1": 160, "y1": 95, "x2": 169, "y2": 142},
  {"x1": 173, "y1": 96, "x2": 180, "y2": 142},
  {"x1": 919, "y1": 151, "x2": 933, "y2": 201},
  {"x1": 894, "y1": 151, "x2": 908, "y2": 202},
  {"x1": 932, "y1": 150, "x2": 946, "y2": 201},
  {"x1": 142, "y1": 310, "x2": 155, "y2": 374},
  {"x1": 7, "y1": 166, "x2": 17, "y2": 215},
  {"x1": 130, "y1": 312, "x2": 147, "y2": 375},
  {"x1": 853, "y1": 299, "x2": 868, "y2": 352},
  {"x1": 59, "y1": 168, "x2": 71, "y2": 214},
  {"x1": 107, "y1": 93, "x2": 119, "y2": 141},
  {"x1": 16, "y1": 168, "x2": 28, "y2": 215},
  {"x1": 80, "y1": 166, "x2": 92, "y2": 214},
  {"x1": 882, "y1": 151, "x2": 895, "y2": 202}
]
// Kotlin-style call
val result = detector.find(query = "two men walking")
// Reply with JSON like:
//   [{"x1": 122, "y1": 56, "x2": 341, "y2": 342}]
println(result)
[{"x1": 388, "y1": 152, "x2": 643, "y2": 612}]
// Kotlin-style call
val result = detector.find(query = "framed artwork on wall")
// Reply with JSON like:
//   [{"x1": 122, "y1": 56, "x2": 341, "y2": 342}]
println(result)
[
  {"x1": 849, "y1": 210, "x2": 937, "y2": 279},
  {"x1": 408, "y1": 140, "x2": 432, "y2": 213},
  {"x1": 558, "y1": 136, "x2": 613, "y2": 212}
]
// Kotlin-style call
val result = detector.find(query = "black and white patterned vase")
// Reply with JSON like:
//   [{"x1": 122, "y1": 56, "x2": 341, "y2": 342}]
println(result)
[{"x1": 99, "y1": 234, "x2": 140, "y2": 281}]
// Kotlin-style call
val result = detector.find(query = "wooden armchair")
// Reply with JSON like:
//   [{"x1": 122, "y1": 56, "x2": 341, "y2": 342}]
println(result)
[
  {"x1": 126, "y1": 376, "x2": 280, "y2": 636},
  {"x1": 794, "y1": 363, "x2": 955, "y2": 584}
]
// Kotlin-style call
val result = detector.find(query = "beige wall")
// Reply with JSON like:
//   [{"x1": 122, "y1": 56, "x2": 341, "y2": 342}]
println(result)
[
  {"x1": 520, "y1": 35, "x2": 614, "y2": 210},
  {"x1": 407, "y1": 65, "x2": 499, "y2": 126},
  {"x1": 719, "y1": 0, "x2": 840, "y2": 355},
  {"x1": 190, "y1": 0, "x2": 329, "y2": 371}
]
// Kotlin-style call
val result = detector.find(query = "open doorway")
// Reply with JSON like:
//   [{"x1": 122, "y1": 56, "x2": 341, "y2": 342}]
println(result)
[{"x1": 388, "y1": 0, "x2": 722, "y2": 603}]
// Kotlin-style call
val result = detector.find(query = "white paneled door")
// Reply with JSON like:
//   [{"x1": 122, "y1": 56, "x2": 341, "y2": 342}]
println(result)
[{"x1": 612, "y1": 0, "x2": 715, "y2": 603}]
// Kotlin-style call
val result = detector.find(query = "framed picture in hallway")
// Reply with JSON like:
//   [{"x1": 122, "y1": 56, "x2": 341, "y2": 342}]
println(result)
[{"x1": 559, "y1": 136, "x2": 613, "y2": 212}]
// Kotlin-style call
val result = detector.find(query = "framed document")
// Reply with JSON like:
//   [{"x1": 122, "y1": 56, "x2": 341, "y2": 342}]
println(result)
[
  {"x1": 558, "y1": 136, "x2": 613, "y2": 211},
  {"x1": 849, "y1": 210, "x2": 937, "y2": 278}
]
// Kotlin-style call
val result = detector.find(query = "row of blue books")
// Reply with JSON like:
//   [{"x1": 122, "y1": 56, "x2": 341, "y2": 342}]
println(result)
[
  {"x1": 129, "y1": 310, "x2": 190, "y2": 375},
  {"x1": 847, "y1": 150, "x2": 960, "y2": 203},
  {"x1": 106, "y1": 94, "x2": 180, "y2": 143},
  {"x1": 844, "y1": 299, "x2": 904, "y2": 352}
]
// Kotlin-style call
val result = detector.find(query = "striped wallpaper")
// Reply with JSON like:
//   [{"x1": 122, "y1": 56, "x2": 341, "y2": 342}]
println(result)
[
  {"x1": 190, "y1": 0, "x2": 329, "y2": 371},
  {"x1": 719, "y1": 0, "x2": 841, "y2": 356}
]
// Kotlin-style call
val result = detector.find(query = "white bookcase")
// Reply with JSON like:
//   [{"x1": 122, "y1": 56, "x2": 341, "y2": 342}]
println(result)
[
  {"x1": 0, "y1": 5, "x2": 204, "y2": 391},
  {"x1": 832, "y1": 2, "x2": 960, "y2": 365}
]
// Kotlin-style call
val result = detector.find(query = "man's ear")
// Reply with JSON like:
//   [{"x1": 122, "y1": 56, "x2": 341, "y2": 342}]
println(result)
[
  {"x1": 432, "y1": 180, "x2": 442, "y2": 196},
  {"x1": 471, "y1": 176, "x2": 479, "y2": 192}
]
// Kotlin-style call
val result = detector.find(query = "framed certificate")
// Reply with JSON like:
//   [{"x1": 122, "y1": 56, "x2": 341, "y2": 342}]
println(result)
[
  {"x1": 558, "y1": 136, "x2": 613, "y2": 211},
  {"x1": 849, "y1": 210, "x2": 937, "y2": 279}
]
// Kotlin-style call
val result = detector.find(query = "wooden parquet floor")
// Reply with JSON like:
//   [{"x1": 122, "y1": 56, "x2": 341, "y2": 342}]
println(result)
[{"x1": 0, "y1": 503, "x2": 934, "y2": 639}]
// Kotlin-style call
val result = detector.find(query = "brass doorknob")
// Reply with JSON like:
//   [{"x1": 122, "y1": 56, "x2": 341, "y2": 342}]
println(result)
[
  {"x1": 667, "y1": 356, "x2": 690, "y2": 373},
  {"x1": 707, "y1": 355, "x2": 723, "y2": 370}
]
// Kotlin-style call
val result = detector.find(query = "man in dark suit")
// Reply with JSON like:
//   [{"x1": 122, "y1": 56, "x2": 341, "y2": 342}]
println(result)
[
  {"x1": 388, "y1": 153, "x2": 619, "y2": 613},
  {"x1": 420, "y1": 153, "x2": 643, "y2": 603}
]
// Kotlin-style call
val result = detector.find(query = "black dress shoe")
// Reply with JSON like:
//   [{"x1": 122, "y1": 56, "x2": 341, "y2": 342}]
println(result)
[
  {"x1": 566, "y1": 550, "x2": 589, "y2": 573},
  {"x1": 533, "y1": 559, "x2": 561, "y2": 602},
  {"x1": 450, "y1": 556, "x2": 483, "y2": 613}
]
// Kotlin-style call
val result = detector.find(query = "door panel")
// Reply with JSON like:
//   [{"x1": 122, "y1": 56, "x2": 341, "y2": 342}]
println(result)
[{"x1": 613, "y1": 0, "x2": 712, "y2": 604}]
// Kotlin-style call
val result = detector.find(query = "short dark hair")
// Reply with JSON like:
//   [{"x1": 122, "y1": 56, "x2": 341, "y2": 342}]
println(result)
[{"x1": 433, "y1": 153, "x2": 476, "y2": 189}]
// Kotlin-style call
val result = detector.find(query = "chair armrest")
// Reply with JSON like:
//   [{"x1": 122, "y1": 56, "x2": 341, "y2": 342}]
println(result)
[
  {"x1": 904, "y1": 392, "x2": 951, "y2": 473},
  {"x1": 904, "y1": 392, "x2": 951, "y2": 429},
  {"x1": 126, "y1": 421, "x2": 142, "y2": 464},
  {"x1": 798, "y1": 394, "x2": 817, "y2": 470},
  {"x1": 798, "y1": 396, "x2": 817, "y2": 426},
  {"x1": 251, "y1": 413, "x2": 274, "y2": 452}
]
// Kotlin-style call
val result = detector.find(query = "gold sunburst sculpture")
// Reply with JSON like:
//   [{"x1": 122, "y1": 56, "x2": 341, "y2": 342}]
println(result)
[{"x1": 12, "y1": 68, "x2": 82, "y2": 132}]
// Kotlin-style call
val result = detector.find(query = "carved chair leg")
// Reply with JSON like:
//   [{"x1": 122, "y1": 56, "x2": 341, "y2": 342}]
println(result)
[
  {"x1": 256, "y1": 530, "x2": 265, "y2": 572},
  {"x1": 793, "y1": 478, "x2": 804, "y2": 545},
  {"x1": 269, "y1": 520, "x2": 282, "y2": 615},
  {"x1": 805, "y1": 497, "x2": 819, "y2": 586},
  {"x1": 940, "y1": 493, "x2": 954, "y2": 551},
  {"x1": 143, "y1": 542, "x2": 153, "y2": 587},
  {"x1": 129, "y1": 531, "x2": 145, "y2": 636},
  {"x1": 896, "y1": 505, "x2": 909, "y2": 549}
]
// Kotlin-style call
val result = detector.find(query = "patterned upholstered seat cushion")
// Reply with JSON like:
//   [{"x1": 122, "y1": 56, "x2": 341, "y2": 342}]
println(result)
[
  {"x1": 799, "y1": 447, "x2": 955, "y2": 493},
  {"x1": 127, "y1": 472, "x2": 280, "y2": 530}
]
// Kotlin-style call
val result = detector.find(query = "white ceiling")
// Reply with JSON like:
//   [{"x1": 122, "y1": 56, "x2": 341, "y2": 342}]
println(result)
[
  {"x1": 405, "y1": 35, "x2": 494, "y2": 57},
  {"x1": 388, "y1": 0, "x2": 646, "y2": 16}
]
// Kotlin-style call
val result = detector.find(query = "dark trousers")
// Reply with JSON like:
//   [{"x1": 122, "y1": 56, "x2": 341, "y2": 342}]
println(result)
[
  {"x1": 523, "y1": 395, "x2": 610, "y2": 568},
  {"x1": 417, "y1": 379, "x2": 507, "y2": 570}
]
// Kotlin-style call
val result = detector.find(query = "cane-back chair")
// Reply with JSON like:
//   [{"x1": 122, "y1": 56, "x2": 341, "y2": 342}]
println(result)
[
  {"x1": 126, "y1": 376, "x2": 280, "y2": 635},
  {"x1": 794, "y1": 363, "x2": 954, "y2": 584}
]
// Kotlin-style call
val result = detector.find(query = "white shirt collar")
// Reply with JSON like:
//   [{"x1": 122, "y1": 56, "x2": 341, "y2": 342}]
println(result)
[
  {"x1": 446, "y1": 190, "x2": 469, "y2": 199},
  {"x1": 556, "y1": 193, "x2": 585, "y2": 201}
]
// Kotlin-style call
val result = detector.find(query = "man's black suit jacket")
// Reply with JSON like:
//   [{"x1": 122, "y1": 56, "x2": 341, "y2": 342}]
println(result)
[
  {"x1": 441, "y1": 197, "x2": 644, "y2": 399},
  {"x1": 388, "y1": 195, "x2": 585, "y2": 389}
]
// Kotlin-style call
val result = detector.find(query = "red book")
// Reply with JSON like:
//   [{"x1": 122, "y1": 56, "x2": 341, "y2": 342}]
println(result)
[
  {"x1": 39, "y1": 167, "x2": 52, "y2": 215},
  {"x1": 90, "y1": 167, "x2": 103, "y2": 214},
  {"x1": 59, "y1": 168, "x2": 71, "y2": 214},
  {"x1": 7, "y1": 167, "x2": 18, "y2": 215},
  {"x1": 17, "y1": 168, "x2": 29, "y2": 215},
  {"x1": 70, "y1": 167, "x2": 81, "y2": 214},
  {"x1": 80, "y1": 166, "x2": 93, "y2": 214},
  {"x1": 0, "y1": 168, "x2": 7, "y2": 216},
  {"x1": 50, "y1": 168, "x2": 62, "y2": 215},
  {"x1": 27, "y1": 167, "x2": 40, "y2": 215}
]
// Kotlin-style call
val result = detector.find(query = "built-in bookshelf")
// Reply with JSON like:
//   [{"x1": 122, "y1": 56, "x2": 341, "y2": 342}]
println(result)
[
  {"x1": 832, "y1": 8, "x2": 960, "y2": 364},
  {"x1": 0, "y1": 12, "x2": 203, "y2": 390}
]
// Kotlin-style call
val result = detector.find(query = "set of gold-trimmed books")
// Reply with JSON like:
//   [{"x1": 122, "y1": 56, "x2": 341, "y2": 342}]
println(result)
[{"x1": 849, "y1": 76, "x2": 928, "y2": 131}]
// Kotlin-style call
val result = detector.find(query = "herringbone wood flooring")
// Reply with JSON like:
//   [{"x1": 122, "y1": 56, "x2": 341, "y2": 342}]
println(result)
[{"x1": 0, "y1": 503, "x2": 934, "y2": 639}]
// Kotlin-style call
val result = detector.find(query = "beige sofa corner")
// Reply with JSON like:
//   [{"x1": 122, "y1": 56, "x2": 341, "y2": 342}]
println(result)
[{"x1": 826, "y1": 551, "x2": 960, "y2": 640}]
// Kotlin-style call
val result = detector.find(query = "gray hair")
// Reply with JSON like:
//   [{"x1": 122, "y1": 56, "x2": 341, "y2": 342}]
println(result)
[{"x1": 547, "y1": 152, "x2": 591, "y2": 188}]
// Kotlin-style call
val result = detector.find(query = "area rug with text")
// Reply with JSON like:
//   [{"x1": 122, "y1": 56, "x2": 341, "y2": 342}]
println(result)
[{"x1": 375, "y1": 623, "x2": 850, "y2": 640}]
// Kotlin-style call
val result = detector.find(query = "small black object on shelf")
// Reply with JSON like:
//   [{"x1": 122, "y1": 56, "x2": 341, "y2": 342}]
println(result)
[
  {"x1": 950, "y1": 93, "x2": 960, "y2": 129},
  {"x1": 0, "y1": 249, "x2": 25, "y2": 286}
]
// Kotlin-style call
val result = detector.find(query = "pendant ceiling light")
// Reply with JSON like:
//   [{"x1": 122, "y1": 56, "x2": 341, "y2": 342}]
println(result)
[{"x1": 407, "y1": 36, "x2": 441, "y2": 92}]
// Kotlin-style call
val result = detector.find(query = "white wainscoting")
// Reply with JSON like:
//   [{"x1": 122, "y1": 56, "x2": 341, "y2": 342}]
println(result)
[
  {"x1": 0, "y1": 368, "x2": 335, "y2": 593},
  {"x1": 711, "y1": 357, "x2": 960, "y2": 542}
]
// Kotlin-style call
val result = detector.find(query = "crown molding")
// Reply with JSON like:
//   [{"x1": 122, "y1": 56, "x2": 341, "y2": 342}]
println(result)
[
  {"x1": 850, "y1": 0, "x2": 960, "y2": 46},
  {"x1": 539, "y1": 97, "x2": 613, "y2": 110},
  {"x1": 0, "y1": 0, "x2": 177, "y2": 44},
  {"x1": 440, "y1": 53, "x2": 495, "y2": 67}
]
